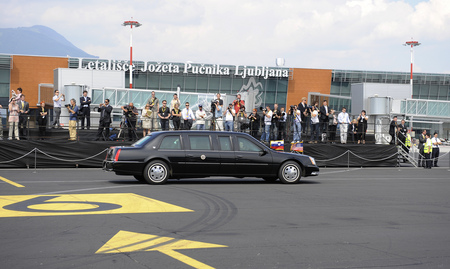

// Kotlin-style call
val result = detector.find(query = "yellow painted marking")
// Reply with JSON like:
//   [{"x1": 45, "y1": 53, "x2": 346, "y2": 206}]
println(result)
[
  {"x1": 0, "y1": 193, "x2": 193, "y2": 218},
  {"x1": 96, "y1": 230, "x2": 227, "y2": 269},
  {"x1": 28, "y1": 203, "x2": 99, "y2": 211},
  {"x1": 0, "y1": 176, "x2": 25, "y2": 188}
]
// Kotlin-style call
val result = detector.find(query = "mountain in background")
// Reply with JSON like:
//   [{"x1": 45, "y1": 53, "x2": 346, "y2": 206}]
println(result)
[{"x1": 0, "y1": 25, "x2": 97, "y2": 58}]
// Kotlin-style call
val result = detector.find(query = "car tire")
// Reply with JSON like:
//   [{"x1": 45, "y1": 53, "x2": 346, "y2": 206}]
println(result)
[
  {"x1": 278, "y1": 161, "x2": 301, "y2": 184},
  {"x1": 263, "y1": 177, "x2": 278, "y2": 182},
  {"x1": 144, "y1": 161, "x2": 169, "y2": 184},
  {"x1": 133, "y1": 175, "x2": 146, "y2": 182}
]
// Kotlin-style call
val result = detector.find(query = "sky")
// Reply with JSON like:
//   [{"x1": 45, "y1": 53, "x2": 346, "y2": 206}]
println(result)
[{"x1": 1, "y1": 0, "x2": 449, "y2": 74}]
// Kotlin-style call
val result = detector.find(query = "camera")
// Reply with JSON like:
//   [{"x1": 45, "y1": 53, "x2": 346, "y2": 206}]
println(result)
[
  {"x1": 123, "y1": 107, "x2": 133, "y2": 117},
  {"x1": 259, "y1": 106, "x2": 266, "y2": 112},
  {"x1": 65, "y1": 104, "x2": 70, "y2": 108}
]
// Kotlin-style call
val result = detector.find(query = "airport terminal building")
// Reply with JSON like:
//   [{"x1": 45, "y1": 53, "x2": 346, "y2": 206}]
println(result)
[{"x1": 0, "y1": 54, "x2": 449, "y2": 139}]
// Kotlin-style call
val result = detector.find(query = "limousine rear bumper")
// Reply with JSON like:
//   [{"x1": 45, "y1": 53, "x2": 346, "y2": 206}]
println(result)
[{"x1": 102, "y1": 161, "x2": 144, "y2": 176}]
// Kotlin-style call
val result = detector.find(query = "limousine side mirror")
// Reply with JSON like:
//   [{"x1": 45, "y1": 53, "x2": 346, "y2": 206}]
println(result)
[{"x1": 259, "y1": 149, "x2": 268, "y2": 156}]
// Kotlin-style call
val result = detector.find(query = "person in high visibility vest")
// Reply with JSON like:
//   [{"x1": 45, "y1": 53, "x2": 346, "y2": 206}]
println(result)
[
  {"x1": 423, "y1": 133, "x2": 433, "y2": 169},
  {"x1": 405, "y1": 131, "x2": 412, "y2": 153}
]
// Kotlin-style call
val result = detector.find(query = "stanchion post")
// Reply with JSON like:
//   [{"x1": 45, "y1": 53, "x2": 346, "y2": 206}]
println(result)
[
  {"x1": 33, "y1": 148, "x2": 37, "y2": 173},
  {"x1": 347, "y1": 150, "x2": 350, "y2": 171}
]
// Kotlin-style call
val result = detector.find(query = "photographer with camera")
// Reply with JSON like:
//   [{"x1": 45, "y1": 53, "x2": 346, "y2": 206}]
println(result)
[
  {"x1": 121, "y1": 102, "x2": 139, "y2": 141},
  {"x1": 224, "y1": 103, "x2": 236, "y2": 131},
  {"x1": 66, "y1": 98, "x2": 79, "y2": 141},
  {"x1": 235, "y1": 105, "x2": 247, "y2": 132},
  {"x1": 270, "y1": 104, "x2": 281, "y2": 140},
  {"x1": 95, "y1": 99, "x2": 112, "y2": 141},
  {"x1": 260, "y1": 105, "x2": 272, "y2": 143},
  {"x1": 248, "y1": 108, "x2": 260, "y2": 138},
  {"x1": 211, "y1": 94, "x2": 223, "y2": 131},
  {"x1": 233, "y1": 94, "x2": 245, "y2": 114},
  {"x1": 52, "y1": 90, "x2": 65, "y2": 129}
]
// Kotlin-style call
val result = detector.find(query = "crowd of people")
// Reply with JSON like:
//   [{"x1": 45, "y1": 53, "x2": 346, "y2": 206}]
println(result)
[{"x1": 0, "y1": 89, "x2": 445, "y2": 168}]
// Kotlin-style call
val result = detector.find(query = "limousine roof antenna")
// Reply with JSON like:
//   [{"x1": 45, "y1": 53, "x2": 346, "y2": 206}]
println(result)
[{"x1": 122, "y1": 18, "x2": 142, "y2": 89}]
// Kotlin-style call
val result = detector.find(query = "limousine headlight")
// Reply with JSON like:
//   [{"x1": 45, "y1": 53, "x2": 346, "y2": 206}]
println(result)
[{"x1": 309, "y1": 157, "x2": 316, "y2": 165}]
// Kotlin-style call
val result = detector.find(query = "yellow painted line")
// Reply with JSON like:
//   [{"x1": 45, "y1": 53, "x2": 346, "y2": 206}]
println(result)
[
  {"x1": 0, "y1": 176, "x2": 25, "y2": 188},
  {"x1": 97, "y1": 230, "x2": 227, "y2": 269},
  {"x1": 0, "y1": 193, "x2": 193, "y2": 218}
]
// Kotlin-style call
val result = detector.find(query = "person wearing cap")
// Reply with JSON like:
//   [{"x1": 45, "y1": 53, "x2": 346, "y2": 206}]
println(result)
[
  {"x1": 196, "y1": 104, "x2": 206, "y2": 130},
  {"x1": 224, "y1": 103, "x2": 236, "y2": 131},
  {"x1": 431, "y1": 132, "x2": 442, "y2": 167}
]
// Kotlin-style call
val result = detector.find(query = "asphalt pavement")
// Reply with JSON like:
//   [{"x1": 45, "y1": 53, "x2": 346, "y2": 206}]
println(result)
[{"x1": 0, "y1": 167, "x2": 449, "y2": 269}]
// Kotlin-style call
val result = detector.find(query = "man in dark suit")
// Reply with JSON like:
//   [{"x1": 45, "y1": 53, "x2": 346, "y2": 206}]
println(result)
[
  {"x1": 297, "y1": 97, "x2": 309, "y2": 134},
  {"x1": 418, "y1": 129, "x2": 427, "y2": 167},
  {"x1": 18, "y1": 94, "x2": 30, "y2": 138},
  {"x1": 389, "y1": 116, "x2": 398, "y2": 144},
  {"x1": 79, "y1": 90, "x2": 91, "y2": 129},
  {"x1": 96, "y1": 99, "x2": 113, "y2": 141},
  {"x1": 319, "y1": 100, "x2": 329, "y2": 136}
]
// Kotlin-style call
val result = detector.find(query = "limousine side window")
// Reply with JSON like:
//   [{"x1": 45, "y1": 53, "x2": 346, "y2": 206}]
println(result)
[
  {"x1": 189, "y1": 135, "x2": 211, "y2": 150},
  {"x1": 159, "y1": 135, "x2": 181, "y2": 150},
  {"x1": 218, "y1": 136, "x2": 232, "y2": 151},
  {"x1": 237, "y1": 137, "x2": 261, "y2": 152}
]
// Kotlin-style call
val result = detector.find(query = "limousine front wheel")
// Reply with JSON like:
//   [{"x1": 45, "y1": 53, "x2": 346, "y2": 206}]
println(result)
[
  {"x1": 144, "y1": 161, "x2": 169, "y2": 184},
  {"x1": 278, "y1": 161, "x2": 301, "y2": 184}
]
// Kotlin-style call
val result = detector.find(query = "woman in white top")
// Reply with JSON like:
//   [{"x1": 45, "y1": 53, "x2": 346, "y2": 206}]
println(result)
[
  {"x1": 310, "y1": 106, "x2": 320, "y2": 143},
  {"x1": 141, "y1": 104, "x2": 152, "y2": 136}
]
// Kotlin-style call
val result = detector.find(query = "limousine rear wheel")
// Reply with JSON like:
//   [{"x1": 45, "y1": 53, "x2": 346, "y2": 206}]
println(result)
[
  {"x1": 144, "y1": 161, "x2": 169, "y2": 184},
  {"x1": 278, "y1": 161, "x2": 301, "y2": 184}
]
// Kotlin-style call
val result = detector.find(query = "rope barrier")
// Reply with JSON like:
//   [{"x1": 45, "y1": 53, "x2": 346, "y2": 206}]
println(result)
[
  {"x1": 315, "y1": 150, "x2": 351, "y2": 162},
  {"x1": 35, "y1": 148, "x2": 108, "y2": 162},
  {"x1": 349, "y1": 151, "x2": 398, "y2": 162},
  {"x1": 0, "y1": 148, "x2": 108, "y2": 165},
  {"x1": 0, "y1": 148, "x2": 37, "y2": 164}
]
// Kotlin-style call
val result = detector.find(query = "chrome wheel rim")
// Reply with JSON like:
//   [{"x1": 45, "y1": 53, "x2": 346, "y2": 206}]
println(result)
[
  {"x1": 148, "y1": 164, "x2": 167, "y2": 183},
  {"x1": 282, "y1": 164, "x2": 299, "y2": 182}
]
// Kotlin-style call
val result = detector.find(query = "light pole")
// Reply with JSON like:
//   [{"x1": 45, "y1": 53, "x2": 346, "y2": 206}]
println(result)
[
  {"x1": 122, "y1": 19, "x2": 142, "y2": 89},
  {"x1": 403, "y1": 40, "x2": 421, "y2": 99}
]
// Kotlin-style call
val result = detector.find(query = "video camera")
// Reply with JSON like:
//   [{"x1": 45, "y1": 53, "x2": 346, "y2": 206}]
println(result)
[{"x1": 123, "y1": 107, "x2": 134, "y2": 117}]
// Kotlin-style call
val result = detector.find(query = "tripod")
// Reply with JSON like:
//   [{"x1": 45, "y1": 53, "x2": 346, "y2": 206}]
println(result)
[{"x1": 117, "y1": 115, "x2": 139, "y2": 141}]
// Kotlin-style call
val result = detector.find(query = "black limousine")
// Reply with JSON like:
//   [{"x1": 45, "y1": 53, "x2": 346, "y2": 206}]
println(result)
[{"x1": 103, "y1": 131, "x2": 319, "y2": 184}]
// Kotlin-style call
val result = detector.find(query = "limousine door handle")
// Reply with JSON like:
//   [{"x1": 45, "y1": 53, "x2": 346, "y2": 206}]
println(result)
[
  {"x1": 187, "y1": 154, "x2": 194, "y2": 158},
  {"x1": 236, "y1": 155, "x2": 243, "y2": 159}
]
